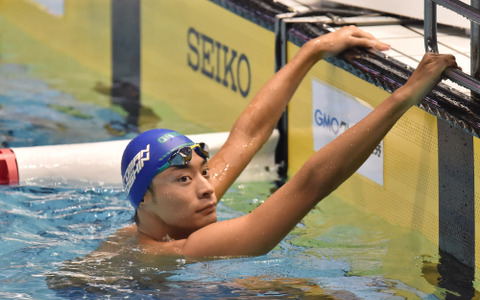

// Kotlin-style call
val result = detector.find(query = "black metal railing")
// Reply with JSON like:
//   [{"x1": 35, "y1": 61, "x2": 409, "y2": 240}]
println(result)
[{"x1": 425, "y1": 0, "x2": 480, "y2": 95}]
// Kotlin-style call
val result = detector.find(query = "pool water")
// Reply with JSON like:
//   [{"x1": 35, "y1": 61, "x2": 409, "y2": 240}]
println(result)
[
  {"x1": 0, "y1": 183, "x2": 446, "y2": 299},
  {"x1": 0, "y1": 62, "x2": 475, "y2": 299}
]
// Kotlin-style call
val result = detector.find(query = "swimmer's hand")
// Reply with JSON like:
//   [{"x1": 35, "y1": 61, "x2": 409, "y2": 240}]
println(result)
[
  {"x1": 306, "y1": 25, "x2": 391, "y2": 60},
  {"x1": 396, "y1": 53, "x2": 459, "y2": 107}
]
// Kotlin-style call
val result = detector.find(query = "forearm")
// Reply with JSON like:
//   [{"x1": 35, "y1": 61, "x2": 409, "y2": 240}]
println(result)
[
  {"x1": 211, "y1": 27, "x2": 390, "y2": 199},
  {"x1": 300, "y1": 86, "x2": 414, "y2": 199},
  {"x1": 294, "y1": 53, "x2": 455, "y2": 200},
  {"x1": 229, "y1": 25, "x2": 390, "y2": 145},
  {"x1": 229, "y1": 40, "x2": 323, "y2": 144}
]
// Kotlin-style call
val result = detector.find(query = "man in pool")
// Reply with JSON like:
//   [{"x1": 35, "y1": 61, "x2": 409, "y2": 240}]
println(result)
[{"x1": 119, "y1": 26, "x2": 457, "y2": 258}]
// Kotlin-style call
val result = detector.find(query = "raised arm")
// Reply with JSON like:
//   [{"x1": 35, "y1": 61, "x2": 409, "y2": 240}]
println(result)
[
  {"x1": 208, "y1": 26, "x2": 390, "y2": 200},
  {"x1": 182, "y1": 53, "x2": 457, "y2": 257}
]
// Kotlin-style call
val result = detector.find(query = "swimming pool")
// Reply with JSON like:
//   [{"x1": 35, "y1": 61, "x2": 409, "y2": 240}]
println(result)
[{"x1": 0, "y1": 16, "x2": 476, "y2": 300}]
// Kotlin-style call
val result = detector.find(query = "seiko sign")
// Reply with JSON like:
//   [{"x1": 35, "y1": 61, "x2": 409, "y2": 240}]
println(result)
[{"x1": 187, "y1": 27, "x2": 251, "y2": 98}]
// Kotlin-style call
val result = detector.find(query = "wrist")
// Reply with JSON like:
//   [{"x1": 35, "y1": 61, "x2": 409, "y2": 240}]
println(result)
[
  {"x1": 301, "y1": 37, "x2": 328, "y2": 62},
  {"x1": 390, "y1": 85, "x2": 417, "y2": 113}
]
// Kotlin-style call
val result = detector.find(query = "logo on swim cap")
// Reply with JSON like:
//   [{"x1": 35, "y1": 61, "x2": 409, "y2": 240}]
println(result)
[
  {"x1": 123, "y1": 144, "x2": 150, "y2": 196},
  {"x1": 121, "y1": 129, "x2": 194, "y2": 209},
  {"x1": 157, "y1": 131, "x2": 182, "y2": 143}
]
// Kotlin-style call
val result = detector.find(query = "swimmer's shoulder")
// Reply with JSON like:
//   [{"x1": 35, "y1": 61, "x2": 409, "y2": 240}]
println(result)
[
  {"x1": 93, "y1": 225, "x2": 185, "y2": 257},
  {"x1": 114, "y1": 224, "x2": 188, "y2": 256}
]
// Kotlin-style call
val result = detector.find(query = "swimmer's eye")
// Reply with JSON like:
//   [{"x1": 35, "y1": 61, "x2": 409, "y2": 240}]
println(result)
[
  {"x1": 202, "y1": 168, "x2": 210, "y2": 177},
  {"x1": 178, "y1": 176, "x2": 191, "y2": 183}
]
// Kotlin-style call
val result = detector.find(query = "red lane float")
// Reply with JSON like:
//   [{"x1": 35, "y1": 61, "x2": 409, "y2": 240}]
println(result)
[{"x1": 0, "y1": 148, "x2": 19, "y2": 185}]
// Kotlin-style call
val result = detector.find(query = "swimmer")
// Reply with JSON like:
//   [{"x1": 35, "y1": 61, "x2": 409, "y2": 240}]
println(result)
[{"x1": 116, "y1": 26, "x2": 457, "y2": 258}]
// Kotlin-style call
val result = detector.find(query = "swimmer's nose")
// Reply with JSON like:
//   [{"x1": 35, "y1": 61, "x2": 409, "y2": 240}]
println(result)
[{"x1": 197, "y1": 174, "x2": 215, "y2": 199}]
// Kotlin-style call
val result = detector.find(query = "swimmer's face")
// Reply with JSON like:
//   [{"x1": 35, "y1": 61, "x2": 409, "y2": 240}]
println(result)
[{"x1": 142, "y1": 152, "x2": 217, "y2": 236}]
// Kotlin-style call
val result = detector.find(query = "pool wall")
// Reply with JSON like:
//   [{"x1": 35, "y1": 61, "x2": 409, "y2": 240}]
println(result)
[{"x1": 1, "y1": 0, "x2": 479, "y2": 282}]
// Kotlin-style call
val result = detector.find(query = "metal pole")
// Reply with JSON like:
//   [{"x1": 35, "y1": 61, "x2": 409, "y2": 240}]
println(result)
[
  {"x1": 424, "y1": 0, "x2": 439, "y2": 53},
  {"x1": 471, "y1": 0, "x2": 480, "y2": 96}
]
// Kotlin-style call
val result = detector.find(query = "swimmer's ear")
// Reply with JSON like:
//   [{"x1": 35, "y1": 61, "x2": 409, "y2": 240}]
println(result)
[
  {"x1": 140, "y1": 188, "x2": 152, "y2": 205},
  {"x1": 137, "y1": 197, "x2": 147, "y2": 210}
]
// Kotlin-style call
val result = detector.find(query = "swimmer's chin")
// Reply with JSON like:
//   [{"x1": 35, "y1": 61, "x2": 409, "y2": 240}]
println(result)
[{"x1": 197, "y1": 212, "x2": 218, "y2": 230}]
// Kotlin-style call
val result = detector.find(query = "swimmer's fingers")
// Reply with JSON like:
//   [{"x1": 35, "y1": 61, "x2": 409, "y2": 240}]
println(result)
[
  {"x1": 349, "y1": 36, "x2": 391, "y2": 51},
  {"x1": 402, "y1": 53, "x2": 458, "y2": 105},
  {"x1": 416, "y1": 53, "x2": 459, "y2": 80},
  {"x1": 347, "y1": 26, "x2": 390, "y2": 51},
  {"x1": 314, "y1": 25, "x2": 390, "y2": 59}
]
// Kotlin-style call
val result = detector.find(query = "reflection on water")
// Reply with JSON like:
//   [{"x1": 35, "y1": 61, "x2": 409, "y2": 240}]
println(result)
[
  {"x1": 436, "y1": 250, "x2": 478, "y2": 299},
  {"x1": 0, "y1": 63, "x2": 135, "y2": 147}
]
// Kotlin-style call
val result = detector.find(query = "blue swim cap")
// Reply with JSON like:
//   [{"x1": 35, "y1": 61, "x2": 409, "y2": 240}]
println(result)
[{"x1": 121, "y1": 129, "x2": 195, "y2": 209}]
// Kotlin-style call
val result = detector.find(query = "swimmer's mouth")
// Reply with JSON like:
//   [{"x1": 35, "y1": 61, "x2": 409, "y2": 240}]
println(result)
[{"x1": 197, "y1": 202, "x2": 216, "y2": 214}]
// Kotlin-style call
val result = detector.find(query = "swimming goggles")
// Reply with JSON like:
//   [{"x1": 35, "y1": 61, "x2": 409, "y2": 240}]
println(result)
[{"x1": 157, "y1": 143, "x2": 209, "y2": 173}]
